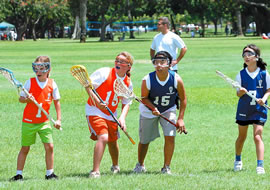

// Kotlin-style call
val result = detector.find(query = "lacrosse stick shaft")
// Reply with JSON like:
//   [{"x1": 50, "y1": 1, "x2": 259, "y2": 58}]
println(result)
[
  {"x1": 91, "y1": 89, "x2": 135, "y2": 145},
  {"x1": 216, "y1": 70, "x2": 270, "y2": 110},
  {"x1": 134, "y1": 97, "x2": 188, "y2": 134}
]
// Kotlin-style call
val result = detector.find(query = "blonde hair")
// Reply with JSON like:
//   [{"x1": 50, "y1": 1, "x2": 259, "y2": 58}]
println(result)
[
  {"x1": 34, "y1": 55, "x2": 51, "y2": 63},
  {"x1": 117, "y1": 51, "x2": 134, "y2": 77}
]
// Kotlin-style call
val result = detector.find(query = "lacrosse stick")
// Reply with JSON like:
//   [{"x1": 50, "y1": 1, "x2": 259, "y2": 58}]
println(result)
[
  {"x1": 113, "y1": 78, "x2": 188, "y2": 134},
  {"x1": 216, "y1": 70, "x2": 270, "y2": 110},
  {"x1": 0, "y1": 67, "x2": 62, "y2": 130},
  {"x1": 70, "y1": 65, "x2": 135, "y2": 145}
]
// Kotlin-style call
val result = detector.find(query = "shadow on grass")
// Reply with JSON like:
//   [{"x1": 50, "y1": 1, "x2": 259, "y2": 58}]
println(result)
[
  {"x1": 64, "y1": 170, "x2": 163, "y2": 178},
  {"x1": 201, "y1": 168, "x2": 234, "y2": 173}
]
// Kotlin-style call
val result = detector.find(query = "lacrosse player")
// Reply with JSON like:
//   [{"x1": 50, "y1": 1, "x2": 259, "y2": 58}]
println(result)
[
  {"x1": 234, "y1": 44, "x2": 270, "y2": 174},
  {"x1": 10, "y1": 56, "x2": 61, "y2": 181},
  {"x1": 133, "y1": 51, "x2": 187, "y2": 174},
  {"x1": 85, "y1": 52, "x2": 133, "y2": 178}
]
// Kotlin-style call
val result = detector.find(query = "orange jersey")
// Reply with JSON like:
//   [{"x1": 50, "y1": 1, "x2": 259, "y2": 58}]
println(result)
[
  {"x1": 22, "y1": 78, "x2": 53, "y2": 123},
  {"x1": 87, "y1": 68, "x2": 131, "y2": 116}
]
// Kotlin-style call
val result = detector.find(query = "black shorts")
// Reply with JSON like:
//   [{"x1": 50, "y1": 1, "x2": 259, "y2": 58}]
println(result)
[{"x1": 236, "y1": 120, "x2": 265, "y2": 126}]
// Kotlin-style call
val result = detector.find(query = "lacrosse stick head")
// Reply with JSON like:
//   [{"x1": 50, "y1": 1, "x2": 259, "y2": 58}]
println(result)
[
  {"x1": 70, "y1": 65, "x2": 93, "y2": 89},
  {"x1": 113, "y1": 78, "x2": 134, "y2": 99},
  {"x1": 0, "y1": 67, "x2": 23, "y2": 93},
  {"x1": 216, "y1": 70, "x2": 241, "y2": 89}
]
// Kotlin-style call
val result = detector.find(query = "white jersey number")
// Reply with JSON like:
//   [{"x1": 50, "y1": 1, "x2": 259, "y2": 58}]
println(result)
[
  {"x1": 105, "y1": 91, "x2": 118, "y2": 106},
  {"x1": 153, "y1": 96, "x2": 170, "y2": 106},
  {"x1": 36, "y1": 103, "x2": 43, "y2": 118},
  {"x1": 249, "y1": 90, "x2": 257, "y2": 105}
]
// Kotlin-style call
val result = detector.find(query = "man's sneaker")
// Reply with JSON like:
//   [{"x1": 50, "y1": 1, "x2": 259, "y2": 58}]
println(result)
[
  {"x1": 111, "y1": 165, "x2": 120, "y2": 174},
  {"x1": 256, "y1": 167, "x2": 265, "y2": 174},
  {"x1": 133, "y1": 163, "x2": 146, "y2": 173},
  {"x1": 161, "y1": 165, "x2": 172, "y2": 175},
  {"x1": 89, "y1": 170, "x2": 100, "y2": 178},
  {"x1": 234, "y1": 161, "x2": 243, "y2": 172},
  {"x1": 45, "y1": 173, "x2": 58, "y2": 180},
  {"x1": 9, "y1": 174, "x2": 23, "y2": 181}
]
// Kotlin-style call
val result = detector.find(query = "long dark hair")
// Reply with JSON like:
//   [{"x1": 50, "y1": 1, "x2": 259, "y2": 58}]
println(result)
[{"x1": 243, "y1": 44, "x2": 267, "y2": 70}]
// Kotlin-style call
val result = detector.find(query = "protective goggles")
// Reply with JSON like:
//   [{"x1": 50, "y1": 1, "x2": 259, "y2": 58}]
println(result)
[
  {"x1": 242, "y1": 51, "x2": 256, "y2": 58},
  {"x1": 115, "y1": 58, "x2": 130, "y2": 67},
  {"x1": 152, "y1": 57, "x2": 170, "y2": 67},
  {"x1": 32, "y1": 62, "x2": 51, "y2": 73}
]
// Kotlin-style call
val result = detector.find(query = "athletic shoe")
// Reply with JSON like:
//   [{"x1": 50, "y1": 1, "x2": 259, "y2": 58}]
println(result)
[
  {"x1": 234, "y1": 161, "x2": 243, "y2": 172},
  {"x1": 111, "y1": 165, "x2": 120, "y2": 174},
  {"x1": 45, "y1": 173, "x2": 58, "y2": 180},
  {"x1": 9, "y1": 174, "x2": 23, "y2": 181},
  {"x1": 161, "y1": 165, "x2": 172, "y2": 175},
  {"x1": 256, "y1": 167, "x2": 265, "y2": 174},
  {"x1": 133, "y1": 163, "x2": 146, "y2": 173},
  {"x1": 89, "y1": 170, "x2": 100, "y2": 178}
]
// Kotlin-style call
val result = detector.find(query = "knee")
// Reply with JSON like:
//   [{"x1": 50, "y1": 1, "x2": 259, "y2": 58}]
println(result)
[
  {"x1": 165, "y1": 136, "x2": 175, "y2": 144},
  {"x1": 20, "y1": 147, "x2": 30, "y2": 155},
  {"x1": 98, "y1": 135, "x2": 109, "y2": 144},
  {"x1": 254, "y1": 134, "x2": 262, "y2": 144},
  {"x1": 44, "y1": 144, "x2": 54, "y2": 153},
  {"x1": 237, "y1": 135, "x2": 247, "y2": 143}
]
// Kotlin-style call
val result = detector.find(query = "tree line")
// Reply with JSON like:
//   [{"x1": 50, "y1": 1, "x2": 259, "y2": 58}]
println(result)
[{"x1": 0, "y1": 0, "x2": 269, "y2": 41}]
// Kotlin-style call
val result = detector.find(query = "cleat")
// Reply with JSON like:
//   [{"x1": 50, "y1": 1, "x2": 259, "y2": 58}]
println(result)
[
  {"x1": 133, "y1": 163, "x2": 146, "y2": 173},
  {"x1": 10, "y1": 174, "x2": 23, "y2": 181},
  {"x1": 256, "y1": 167, "x2": 265, "y2": 174},
  {"x1": 89, "y1": 170, "x2": 100, "y2": 178},
  {"x1": 45, "y1": 173, "x2": 58, "y2": 180},
  {"x1": 161, "y1": 165, "x2": 172, "y2": 175},
  {"x1": 234, "y1": 161, "x2": 243, "y2": 172},
  {"x1": 111, "y1": 165, "x2": 120, "y2": 174}
]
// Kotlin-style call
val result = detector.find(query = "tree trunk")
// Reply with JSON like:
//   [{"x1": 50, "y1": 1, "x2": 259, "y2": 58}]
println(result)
[
  {"x1": 79, "y1": 0, "x2": 87, "y2": 42},
  {"x1": 127, "y1": 0, "x2": 135, "y2": 39},
  {"x1": 236, "y1": 9, "x2": 243, "y2": 36},
  {"x1": 72, "y1": 15, "x2": 81, "y2": 39},
  {"x1": 99, "y1": 16, "x2": 106, "y2": 42}
]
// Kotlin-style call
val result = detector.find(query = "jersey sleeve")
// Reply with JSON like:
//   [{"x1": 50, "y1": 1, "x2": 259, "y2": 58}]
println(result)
[
  {"x1": 20, "y1": 79, "x2": 31, "y2": 97},
  {"x1": 142, "y1": 74, "x2": 150, "y2": 90},
  {"x1": 266, "y1": 71, "x2": 270, "y2": 89},
  {"x1": 90, "y1": 67, "x2": 111, "y2": 89},
  {"x1": 52, "y1": 81, "x2": 60, "y2": 100}
]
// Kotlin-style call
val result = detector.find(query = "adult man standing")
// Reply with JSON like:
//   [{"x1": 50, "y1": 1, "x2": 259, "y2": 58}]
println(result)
[{"x1": 150, "y1": 17, "x2": 187, "y2": 72}]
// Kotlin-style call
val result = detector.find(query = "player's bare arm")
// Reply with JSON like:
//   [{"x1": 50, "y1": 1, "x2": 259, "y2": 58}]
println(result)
[
  {"x1": 176, "y1": 75, "x2": 187, "y2": 133},
  {"x1": 141, "y1": 79, "x2": 160, "y2": 116}
]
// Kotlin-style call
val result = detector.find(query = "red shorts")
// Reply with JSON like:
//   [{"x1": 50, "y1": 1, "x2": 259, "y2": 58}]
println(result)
[{"x1": 86, "y1": 115, "x2": 119, "y2": 142}]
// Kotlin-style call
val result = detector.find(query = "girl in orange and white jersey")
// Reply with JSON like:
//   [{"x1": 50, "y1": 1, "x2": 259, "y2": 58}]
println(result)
[
  {"x1": 85, "y1": 52, "x2": 134, "y2": 178},
  {"x1": 10, "y1": 56, "x2": 61, "y2": 181}
]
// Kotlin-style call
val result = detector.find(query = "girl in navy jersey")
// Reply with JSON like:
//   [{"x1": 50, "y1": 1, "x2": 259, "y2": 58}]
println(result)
[
  {"x1": 234, "y1": 44, "x2": 270, "y2": 174},
  {"x1": 133, "y1": 51, "x2": 187, "y2": 174}
]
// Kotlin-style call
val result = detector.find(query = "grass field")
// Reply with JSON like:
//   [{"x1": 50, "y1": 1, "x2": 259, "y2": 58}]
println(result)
[{"x1": 1, "y1": 33, "x2": 270, "y2": 189}]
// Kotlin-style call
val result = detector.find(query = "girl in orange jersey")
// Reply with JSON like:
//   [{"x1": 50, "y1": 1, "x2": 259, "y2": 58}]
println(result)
[
  {"x1": 10, "y1": 56, "x2": 61, "y2": 181},
  {"x1": 85, "y1": 52, "x2": 134, "y2": 178}
]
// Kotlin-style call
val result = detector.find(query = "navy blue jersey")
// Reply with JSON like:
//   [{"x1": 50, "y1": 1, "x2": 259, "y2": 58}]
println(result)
[
  {"x1": 148, "y1": 70, "x2": 177, "y2": 113},
  {"x1": 236, "y1": 68, "x2": 268, "y2": 122}
]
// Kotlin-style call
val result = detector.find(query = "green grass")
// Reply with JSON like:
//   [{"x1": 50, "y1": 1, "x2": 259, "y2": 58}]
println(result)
[{"x1": 1, "y1": 33, "x2": 270, "y2": 189}]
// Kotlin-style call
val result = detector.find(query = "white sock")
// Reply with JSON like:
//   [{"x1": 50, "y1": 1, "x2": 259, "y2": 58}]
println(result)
[
  {"x1": 16, "y1": 170, "x2": 23, "y2": 175},
  {"x1": 46, "y1": 169, "x2": 54, "y2": 176}
]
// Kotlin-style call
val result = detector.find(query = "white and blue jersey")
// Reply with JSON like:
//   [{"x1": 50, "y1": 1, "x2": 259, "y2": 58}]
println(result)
[
  {"x1": 148, "y1": 70, "x2": 177, "y2": 113},
  {"x1": 236, "y1": 68, "x2": 268, "y2": 122}
]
